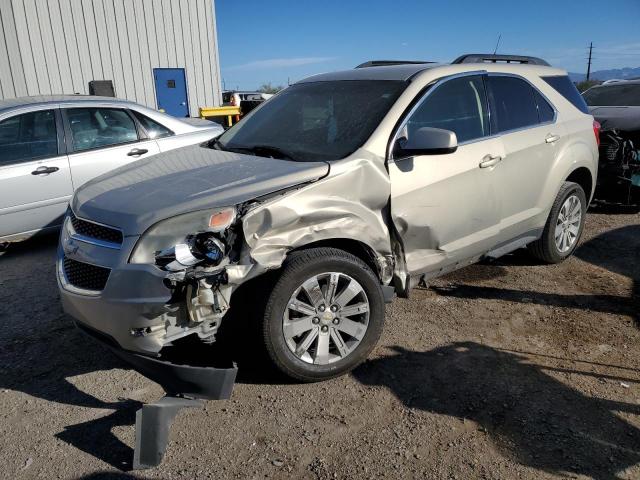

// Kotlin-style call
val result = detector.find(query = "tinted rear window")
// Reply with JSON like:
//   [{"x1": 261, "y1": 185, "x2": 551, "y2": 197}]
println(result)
[
  {"x1": 486, "y1": 76, "x2": 539, "y2": 133},
  {"x1": 542, "y1": 75, "x2": 589, "y2": 113},
  {"x1": 534, "y1": 90, "x2": 555, "y2": 123},
  {"x1": 583, "y1": 84, "x2": 640, "y2": 107},
  {"x1": 0, "y1": 110, "x2": 58, "y2": 165}
]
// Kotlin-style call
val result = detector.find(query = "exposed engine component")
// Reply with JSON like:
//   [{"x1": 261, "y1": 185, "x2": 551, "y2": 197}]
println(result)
[
  {"x1": 155, "y1": 233, "x2": 228, "y2": 271},
  {"x1": 150, "y1": 214, "x2": 241, "y2": 345},
  {"x1": 185, "y1": 278, "x2": 231, "y2": 343},
  {"x1": 596, "y1": 129, "x2": 640, "y2": 205}
]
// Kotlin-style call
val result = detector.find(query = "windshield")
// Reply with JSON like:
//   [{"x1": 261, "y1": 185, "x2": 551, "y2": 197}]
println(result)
[
  {"x1": 214, "y1": 80, "x2": 407, "y2": 162},
  {"x1": 583, "y1": 84, "x2": 640, "y2": 107}
]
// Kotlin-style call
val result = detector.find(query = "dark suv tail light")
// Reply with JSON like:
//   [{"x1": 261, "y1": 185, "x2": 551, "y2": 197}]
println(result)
[{"x1": 593, "y1": 120, "x2": 601, "y2": 147}]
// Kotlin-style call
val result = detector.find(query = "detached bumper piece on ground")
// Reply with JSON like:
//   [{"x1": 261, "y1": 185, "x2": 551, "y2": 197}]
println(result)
[
  {"x1": 113, "y1": 348, "x2": 237, "y2": 469},
  {"x1": 80, "y1": 324, "x2": 237, "y2": 470}
]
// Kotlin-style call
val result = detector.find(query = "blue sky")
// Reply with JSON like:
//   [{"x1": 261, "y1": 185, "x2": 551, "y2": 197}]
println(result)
[{"x1": 216, "y1": 0, "x2": 640, "y2": 91}]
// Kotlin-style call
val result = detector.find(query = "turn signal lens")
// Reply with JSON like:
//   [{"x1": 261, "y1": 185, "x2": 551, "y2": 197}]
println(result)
[
  {"x1": 208, "y1": 208, "x2": 236, "y2": 231},
  {"x1": 593, "y1": 120, "x2": 601, "y2": 147}
]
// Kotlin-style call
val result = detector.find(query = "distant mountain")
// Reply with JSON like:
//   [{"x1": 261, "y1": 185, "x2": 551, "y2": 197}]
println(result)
[{"x1": 568, "y1": 67, "x2": 640, "y2": 83}]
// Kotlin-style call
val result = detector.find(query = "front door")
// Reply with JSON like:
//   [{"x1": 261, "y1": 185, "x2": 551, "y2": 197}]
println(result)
[
  {"x1": 389, "y1": 74, "x2": 504, "y2": 277},
  {"x1": 0, "y1": 108, "x2": 74, "y2": 239},
  {"x1": 154, "y1": 68, "x2": 189, "y2": 117}
]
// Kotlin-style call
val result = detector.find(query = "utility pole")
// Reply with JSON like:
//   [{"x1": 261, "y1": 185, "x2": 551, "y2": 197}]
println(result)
[{"x1": 586, "y1": 42, "x2": 593, "y2": 81}]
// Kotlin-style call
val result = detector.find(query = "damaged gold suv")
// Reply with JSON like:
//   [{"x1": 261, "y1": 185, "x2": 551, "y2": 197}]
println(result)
[{"x1": 58, "y1": 55, "x2": 599, "y2": 382}]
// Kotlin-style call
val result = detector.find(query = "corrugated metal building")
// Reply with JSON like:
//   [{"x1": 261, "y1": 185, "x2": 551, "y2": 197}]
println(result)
[{"x1": 0, "y1": 0, "x2": 222, "y2": 117}]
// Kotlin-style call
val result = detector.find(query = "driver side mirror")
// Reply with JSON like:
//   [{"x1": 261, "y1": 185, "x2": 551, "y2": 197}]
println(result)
[{"x1": 393, "y1": 127, "x2": 458, "y2": 158}]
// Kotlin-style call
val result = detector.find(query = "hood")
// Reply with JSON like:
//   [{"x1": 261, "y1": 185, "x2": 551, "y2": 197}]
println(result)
[
  {"x1": 72, "y1": 144, "x2": 329, "y2": 235},
  {"x1": 589, "y1": 106, "x2": 640, "y2": 131}
]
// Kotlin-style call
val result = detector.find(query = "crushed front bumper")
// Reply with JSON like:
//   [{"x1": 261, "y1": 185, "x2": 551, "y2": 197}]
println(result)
[
  {"x1": 58, "y1": 213, "x2": 238, "y2": 469},
  {"x1": 57, "y1": 215, "x2": 179, "y2": 354},
  {"x1": 74, "y1": 313, "x2": 237, "y2": 470},
  {"x1": 75, "y1": 320, "x2": 237, "y2": 399},
  {"x1": 58, "y1": 255, "x2": 174, "y2": 354}
]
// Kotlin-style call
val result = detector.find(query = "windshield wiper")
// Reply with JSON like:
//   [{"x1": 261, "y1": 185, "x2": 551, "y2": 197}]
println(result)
[
  {"x1": 207, "y1": 135, "x2": 223, "y2": 150},
  {"x1": 208, "y1": 139, "x2": 297, "y2": 161},
  {"x1": 232, "y1": 144, "x2": 297, "y2": 161}
]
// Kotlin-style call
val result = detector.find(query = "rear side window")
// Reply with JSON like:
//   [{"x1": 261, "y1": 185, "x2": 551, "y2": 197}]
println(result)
[
  {"x1": 0, "y1": 110, "x2": 58, "y2": 165},
  {"x1": 66, "y1": 108, "x2": 139, "y2": 152},
  {"x1": 542, "y1": 75, "x2": 589, "y2": 113},
  {"x1": 406, "y1": 75, "x2": 490, "y2": 143},
  {"x1": 534, "y1": 90, "x2": 555, "y2": 123},
  {"x1": 486, "y1": 76, "x2": 539, "y2": 133},
  {"x1": 131, "y1": 111, "x2": 173, "y2": 139}
]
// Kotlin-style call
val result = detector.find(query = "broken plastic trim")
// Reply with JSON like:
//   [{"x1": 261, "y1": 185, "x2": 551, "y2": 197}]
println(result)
[{"x1": 75, "y1": 321, "x2": 237, "y2": 469}]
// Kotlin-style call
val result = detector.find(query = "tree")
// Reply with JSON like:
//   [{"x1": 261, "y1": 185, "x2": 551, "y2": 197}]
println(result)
[{"x1": 257, "y1": 82, "x2": 284, "y2": 94}]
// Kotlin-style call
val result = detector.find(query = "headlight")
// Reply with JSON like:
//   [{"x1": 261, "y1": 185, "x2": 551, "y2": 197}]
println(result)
[{"x1": 130, "y1": 207, "x2": 236, "y2": 264}]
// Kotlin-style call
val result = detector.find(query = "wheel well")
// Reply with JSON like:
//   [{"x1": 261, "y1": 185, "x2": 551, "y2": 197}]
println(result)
[
  {"x1": 289, "y1": 239, "x2": 381, "y2": 279},
  {"x1": 566, "y1": 167, "x2": 593, "y2": 200}
]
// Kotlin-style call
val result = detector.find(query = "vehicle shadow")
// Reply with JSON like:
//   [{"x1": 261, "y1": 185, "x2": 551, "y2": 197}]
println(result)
[
  {"x1": 0, "y1": 234, "x2": 141, "y2": 471},
  {"x1": 432, "y1": 225, "x2": 640, "y2": 326},
  {"x1": 353, "y1": 342, "x2": 640, "y2": 479},
  {"x1": 73, "y1": 473, "x2": 144, "y2": 480}
]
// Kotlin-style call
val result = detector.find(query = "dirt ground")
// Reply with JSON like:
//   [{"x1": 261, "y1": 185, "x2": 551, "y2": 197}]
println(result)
[{"x1": 0, "y1": 208, "x2": 638, "y2": 480}]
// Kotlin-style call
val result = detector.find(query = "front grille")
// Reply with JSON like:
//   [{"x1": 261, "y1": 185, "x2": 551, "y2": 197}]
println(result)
[
  {"x1": 63, "y1": 256, "x2": 111, "y2": 291},
  {"x1": 70, "y1": 211, "x2": 123, "y2": 245}
]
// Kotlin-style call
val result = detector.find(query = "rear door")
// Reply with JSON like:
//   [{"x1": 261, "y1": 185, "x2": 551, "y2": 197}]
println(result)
[
  {"x1": 63, "y1": 107, "x2": 160, "y2": 188},
  {"x1": 485, "y1": 74, "x2": 565, "y2": 242},
  {"x1": 389, "y1": 73, "x2": 505, "y2": 277},
  {"x1": 0, "y1": 108, "x2": 73, "y2": 239}
]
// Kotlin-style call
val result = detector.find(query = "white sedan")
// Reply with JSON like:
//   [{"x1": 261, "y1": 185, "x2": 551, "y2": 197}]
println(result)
[{"x1": 0, "y1": 95, "x2": 223, "y2": 244}]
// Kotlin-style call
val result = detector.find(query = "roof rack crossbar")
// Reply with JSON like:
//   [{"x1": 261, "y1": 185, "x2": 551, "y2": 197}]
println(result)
[
  {"x1": 355, "y1": 60, "x2": 434, "y2": 69},
  {"x1": 452, "y1": 54, "x2": 550, "y2": 66}
]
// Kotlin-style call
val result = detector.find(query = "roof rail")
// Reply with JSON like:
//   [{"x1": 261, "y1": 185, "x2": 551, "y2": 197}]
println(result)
[
  {"x1": 355, "y1": 60, "x2": 434, "y2": 68},
  {"x1": 452, "y1": 54, "x2": 550, "y2": 66}
]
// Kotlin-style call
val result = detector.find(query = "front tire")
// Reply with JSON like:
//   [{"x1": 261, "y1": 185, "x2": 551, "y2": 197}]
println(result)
[
  {"x1": 528, "y1": 181, "x2": 587, "y2": 263},
  {"x1": 261, "y1": 247, "x2": 385, "y2": 382}
]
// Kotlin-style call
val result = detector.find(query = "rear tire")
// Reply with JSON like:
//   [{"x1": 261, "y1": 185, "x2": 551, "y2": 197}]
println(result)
[
  {"x1": 261, "y1": 247, "x2": 385, "y2": 382},
  {"x1": 528, "y1": 181, "x2": 587, "y2": 263}
]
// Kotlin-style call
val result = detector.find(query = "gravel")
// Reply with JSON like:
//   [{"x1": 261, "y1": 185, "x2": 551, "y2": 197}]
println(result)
[{"x1": 0, "y1": 209, "x2": 638, "y2": 479}]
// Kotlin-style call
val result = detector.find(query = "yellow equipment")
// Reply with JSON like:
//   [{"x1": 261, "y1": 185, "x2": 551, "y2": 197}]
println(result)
[{"x1": 199, "y1": 106, "x2": 241, "y2": 127}]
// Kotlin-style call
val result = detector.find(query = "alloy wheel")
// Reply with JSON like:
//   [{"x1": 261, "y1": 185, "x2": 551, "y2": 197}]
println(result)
[
  {"x1": 555, "y1": 194, "x2": 582, "y2": 253},
  {"x1": 283, "y1": 272, "x2": 370, "y2": 365}
]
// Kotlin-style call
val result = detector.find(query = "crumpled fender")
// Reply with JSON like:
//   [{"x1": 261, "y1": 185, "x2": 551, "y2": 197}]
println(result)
[{"x1": 239, "y1": 152, "x2": 394, "y2": 282}]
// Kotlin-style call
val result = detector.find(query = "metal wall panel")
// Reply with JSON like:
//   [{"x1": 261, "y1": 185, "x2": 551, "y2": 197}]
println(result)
[
  {"x1": 0, "y1": 0, "x2": 222, "y2": 113},
  {"x1": 58, "y1": 0, "x2": 84, "y2": 94},
  {"x1": 47, "y1": 0, "x2": 74, "y2": 93},
  {"x1": 0, "y1": 4, "x2": 11, "y2": 98},
  {"x1": 187, "y1": 0, "x2": 204, "y2": 116},
  {"x1": 0, "y1": 1, "x2": 27, "y2": 97}
]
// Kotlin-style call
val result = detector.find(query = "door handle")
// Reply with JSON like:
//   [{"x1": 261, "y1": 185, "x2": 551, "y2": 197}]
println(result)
[
  {"x1": 479, "y1": 154, "x2": 502, "y2": 169},
  {"x1": 545, "y1": 134, "x2": 560, "y2": 144},
  {"x1": 127, "y1": 148, "x2": 149, "y2": 157},
  {"x1": 31, "y1": 166, "x2": 59, "y2": 175}
]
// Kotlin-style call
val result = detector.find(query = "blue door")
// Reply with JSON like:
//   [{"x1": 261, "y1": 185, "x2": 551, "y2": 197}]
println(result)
[{"x1": 153, "y1": 68, "x2": 189, "y2": 117}]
